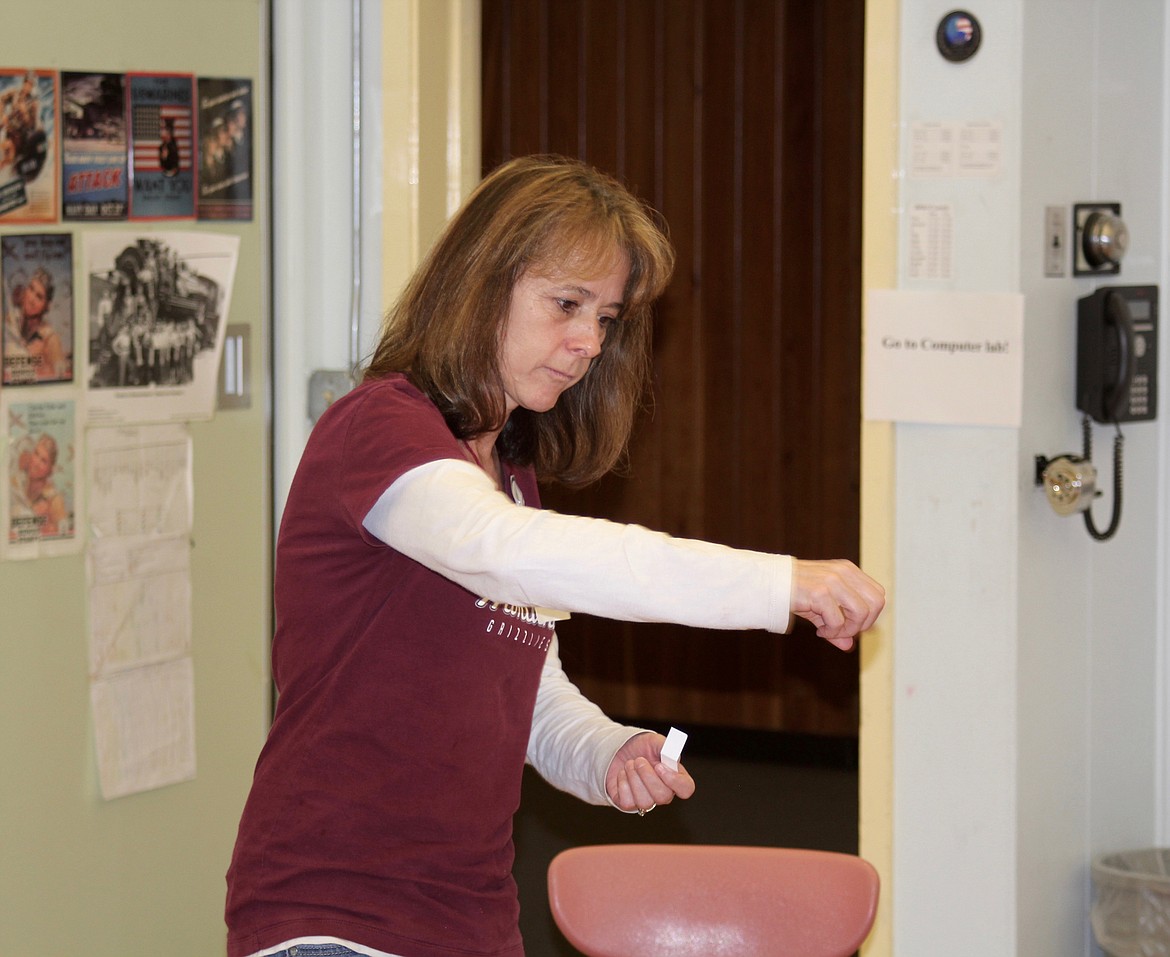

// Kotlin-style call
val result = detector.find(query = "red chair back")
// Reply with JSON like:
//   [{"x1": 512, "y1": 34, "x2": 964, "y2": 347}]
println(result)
[{"x1": 547, "y1": 844, "x2": 879, "y2": 957}]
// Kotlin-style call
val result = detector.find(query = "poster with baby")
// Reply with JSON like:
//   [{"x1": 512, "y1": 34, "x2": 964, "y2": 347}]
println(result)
[{"x1": 3, "y1": 395, "x2": 80, "y2": 559}]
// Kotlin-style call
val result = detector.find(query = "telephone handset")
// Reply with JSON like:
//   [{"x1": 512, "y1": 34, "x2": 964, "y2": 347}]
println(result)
[
  {"x1": 1037, "y1": 285, "x2": 1157, "y2": 541},
  {"x1": 1094, "y1": 291, "x2": 1132, "y2": 422}
]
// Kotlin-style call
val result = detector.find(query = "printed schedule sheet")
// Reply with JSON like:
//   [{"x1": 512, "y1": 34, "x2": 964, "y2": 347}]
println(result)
[{"x1": 86, "y1": 423, "x2": 195, "y2": 799}]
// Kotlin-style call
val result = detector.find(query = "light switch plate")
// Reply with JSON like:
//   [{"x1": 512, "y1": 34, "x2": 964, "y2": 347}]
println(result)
[
  {"x1": 1044, "y1": 205, "x2": 1067, "y2": 278},
  {"x1": 218, "y1": 324, "x2": 251, "y2": 410}
]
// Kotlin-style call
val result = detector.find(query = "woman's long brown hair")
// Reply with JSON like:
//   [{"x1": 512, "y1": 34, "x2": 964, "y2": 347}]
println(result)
[{"x1": 363, "y1": 155, "x2": 675, "y2": 487}]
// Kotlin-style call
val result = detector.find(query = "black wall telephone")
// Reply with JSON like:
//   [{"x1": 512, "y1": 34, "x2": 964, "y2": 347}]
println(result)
[
  {"x1": 1076, "y1": 284, "x2": 1157, "y2": 424},
  {"x1": 1038, "y1": 285, "x2": 1158, "y2": 541}
]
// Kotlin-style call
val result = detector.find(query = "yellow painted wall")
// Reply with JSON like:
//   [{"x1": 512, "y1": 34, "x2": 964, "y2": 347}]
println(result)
[
  {"x1": 379, "y1": 0, "x2": 482, "y2": 310},
  {"x1": 0, "y1": 2, "x2": 270, "y2": 952},
  {"x1": 860, "y1": 0, "x2": 898, "y2": 954}
]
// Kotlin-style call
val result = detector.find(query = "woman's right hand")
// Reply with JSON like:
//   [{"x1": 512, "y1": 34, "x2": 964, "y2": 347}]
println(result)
[{"x1": 791, "y1": 559, "x2": 886, "y2": 650}]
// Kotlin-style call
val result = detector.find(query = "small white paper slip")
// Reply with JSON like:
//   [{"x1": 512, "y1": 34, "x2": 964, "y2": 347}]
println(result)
[{"x1": 661, "y1": 726, "x2": 688, "y2": 771}]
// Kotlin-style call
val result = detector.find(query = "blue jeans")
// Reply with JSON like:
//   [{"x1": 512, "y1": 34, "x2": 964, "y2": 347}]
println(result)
[{"x1": 268, "y1": 946, "x2": 365, "y2": 957}]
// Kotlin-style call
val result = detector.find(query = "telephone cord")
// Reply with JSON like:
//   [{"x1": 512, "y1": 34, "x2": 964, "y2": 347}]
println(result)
[{"x1": 1082, "y1": 414, "x2": 1124, "y2": 542}]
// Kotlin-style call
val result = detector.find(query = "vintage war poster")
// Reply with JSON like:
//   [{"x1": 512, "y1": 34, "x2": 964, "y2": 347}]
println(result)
[
  {"x1": 0, "y1": 68, "x2": 58, "y2": 224},
  {"x1": 127, "y1": 73, "x2": 195, "y2": 220},
  {"x1": 61, "y1": 71, "x2": 129, "y2": 221},
  {"x1": 4, "y1": 395, "x2": 80, "y2": 559},
  {"x1": 2, "y1": 232, "x2": 75, "y2": 385},
  {"x1": 197, "y1": 77, "x2": 252, "y2": 221}
]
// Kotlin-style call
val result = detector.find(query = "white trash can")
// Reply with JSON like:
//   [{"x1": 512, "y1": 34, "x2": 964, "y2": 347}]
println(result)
[{"x1": 1092, "y1": 849, "x2": 1170, "y2": 957}]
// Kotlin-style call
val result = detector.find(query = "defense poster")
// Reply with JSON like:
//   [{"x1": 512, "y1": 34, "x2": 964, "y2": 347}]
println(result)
[
  {"x1": 197, "y1": 77, "x2": 252, "y2": 220},
  {"x1": 4, "y1": 395, "x2": 80, "y2": 559},
  {"x1": 127, "y1": 73, "x2": 194, "y2": 220},
  {"x1": 61, "y1": 71, "x2": 128, "y2": 221},
  {"x1": 85, "y1": 231, "x2": 239, "y2": 425},
  {"x1": 0, "y1": 68, "x2": 58, "y2": 223},
  {"x1": 2, "y1": 232, "x2": 75, "y2": 385}
]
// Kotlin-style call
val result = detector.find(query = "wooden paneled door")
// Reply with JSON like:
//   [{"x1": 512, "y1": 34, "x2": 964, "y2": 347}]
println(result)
[{"x1": 482, "y1": 0, "x2": 865, "y2": 736}]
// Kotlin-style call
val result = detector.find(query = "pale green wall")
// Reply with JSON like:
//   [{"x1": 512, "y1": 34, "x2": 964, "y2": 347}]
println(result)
[{"x1": 0, "y1": 2, "x2": 270, "y2": 953}]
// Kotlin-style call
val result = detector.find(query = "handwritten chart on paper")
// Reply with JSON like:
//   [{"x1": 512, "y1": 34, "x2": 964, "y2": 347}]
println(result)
[{"x1": 86, "y1": 424, "x2": 195, "y2": 799}]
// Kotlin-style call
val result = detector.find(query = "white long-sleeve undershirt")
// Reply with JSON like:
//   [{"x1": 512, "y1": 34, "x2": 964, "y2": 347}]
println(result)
[
  {"x1": 361, "y1": 457, "x2": 795, "y2": 806},
  {"x1": 526, "y1": 633, "x2": 645, "y2": 806},
  {"x1": 362, "y1": 458, "x2": 794, "y2": 632}
]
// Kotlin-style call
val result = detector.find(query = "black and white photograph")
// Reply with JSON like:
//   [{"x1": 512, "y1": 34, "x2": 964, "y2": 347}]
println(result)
[{"x1": 85, "y1": 231, "x2": 239, "y2": 425}]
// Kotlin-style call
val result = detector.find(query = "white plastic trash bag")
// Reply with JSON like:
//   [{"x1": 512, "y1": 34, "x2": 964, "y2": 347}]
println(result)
[{"x1": 1092, "y1": 849, "x2": 1170, "y2": 957}]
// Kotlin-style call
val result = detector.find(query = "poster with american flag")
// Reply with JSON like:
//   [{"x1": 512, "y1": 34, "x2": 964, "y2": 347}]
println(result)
[{"x1": 127, "y1": 73, "x2": 194, "y2": 220}]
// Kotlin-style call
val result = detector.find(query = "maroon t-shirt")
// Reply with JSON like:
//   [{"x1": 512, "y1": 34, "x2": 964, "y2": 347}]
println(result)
[{"x1": 226, "y1": 375, "x2": 554, "y2": 957}]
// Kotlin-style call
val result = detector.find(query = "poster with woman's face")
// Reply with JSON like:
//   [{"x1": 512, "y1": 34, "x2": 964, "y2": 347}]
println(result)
[
  {"x1": 3, "y1": 395, "x2": 80, "y2": 559},
  {"x1": 1, "y1": 232, "x2": 74, "y2": 385}
]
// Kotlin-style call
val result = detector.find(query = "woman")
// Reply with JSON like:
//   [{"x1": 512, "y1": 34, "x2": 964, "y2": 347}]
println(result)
[
  {"x1": 11, "y1": 433, "x2": 67, "y2": 540},
  {"x1": 225, "y1": 155, "x2": 884, "y2": 957},
  {"x1": 4, "y1": 266, "x2": 68, "y2": 383}
]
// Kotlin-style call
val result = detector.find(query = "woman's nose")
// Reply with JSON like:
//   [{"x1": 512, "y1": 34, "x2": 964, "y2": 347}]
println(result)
[{"x1": 569, "y1": 318, "x2": 604, "y2": 357}]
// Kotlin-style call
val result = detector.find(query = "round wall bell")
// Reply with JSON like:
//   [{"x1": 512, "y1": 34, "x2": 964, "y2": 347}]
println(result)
[{"x1": 1081, "y1": 210, "x2": 1129, "y2": 270}]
